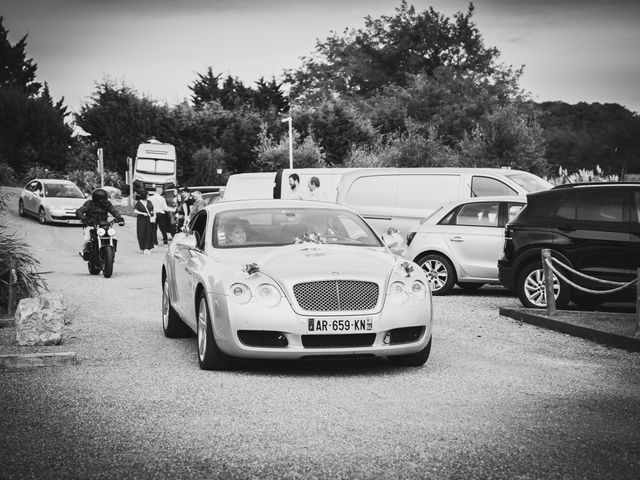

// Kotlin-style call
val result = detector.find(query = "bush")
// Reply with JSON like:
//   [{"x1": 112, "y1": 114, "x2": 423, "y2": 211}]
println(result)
[
  {"x1": 546, "y1": 166, "x2": 619, "y2": 185},
  {"x1": 0, "y1": 191, "x2": 47, "y2": 313}
]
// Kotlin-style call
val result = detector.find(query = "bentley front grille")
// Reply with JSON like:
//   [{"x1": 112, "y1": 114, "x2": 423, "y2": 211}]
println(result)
[{"x1": 293, "y1": 280, "x2": 379, "y2": 312}]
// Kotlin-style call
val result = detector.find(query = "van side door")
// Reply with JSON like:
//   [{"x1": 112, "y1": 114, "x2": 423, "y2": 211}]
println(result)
[
  {"x1": 341, "y1": 175, "x2": 396, "y2": 236},
  {"x1": 391, "y1": 174, "x2": 463, "y2": 239}
]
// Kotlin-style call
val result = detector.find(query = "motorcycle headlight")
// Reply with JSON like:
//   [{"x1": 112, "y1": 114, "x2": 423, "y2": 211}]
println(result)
[
  {"x1": 388, "y1": 281, "x2": 408, "y2": 304},
  {"x1": 411, "y1": 280, "x2": 427, "y2": 299},
  {"x1": 97, "y1": 227, "x2": 106, "y2": 236},
  {"x1": 255, "y1": 283, "x2": 282, "y2": 307},
  {"x1": 230, "y1": 283, "x2": 251, "y2": 304},
  {"x1": 107, "y1": 227, "x2": 116, "y2": 236}
]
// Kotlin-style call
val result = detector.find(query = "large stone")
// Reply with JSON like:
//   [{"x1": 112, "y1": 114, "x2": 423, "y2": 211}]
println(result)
[{"x1": 14, "y1": 293, "x2": 67, "y2": 346}]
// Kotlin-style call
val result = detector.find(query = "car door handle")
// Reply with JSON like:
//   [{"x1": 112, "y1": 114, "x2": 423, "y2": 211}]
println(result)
[
  {"x1": 450, "y1": 236, "x2": 464, "y2": 242},
  {"x1": 558, "y1": 225, "x2": 575, "y2": 232}
]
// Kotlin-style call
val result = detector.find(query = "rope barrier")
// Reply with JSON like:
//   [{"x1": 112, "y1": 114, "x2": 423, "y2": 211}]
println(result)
[{"x1": 544, "y1": 257, "x2": 637, "y2": 295}]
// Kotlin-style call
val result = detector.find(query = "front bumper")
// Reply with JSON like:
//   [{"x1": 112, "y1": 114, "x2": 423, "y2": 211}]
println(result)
[{"x1": 209, "y1": 292, "x2": 432, "y2": 360}]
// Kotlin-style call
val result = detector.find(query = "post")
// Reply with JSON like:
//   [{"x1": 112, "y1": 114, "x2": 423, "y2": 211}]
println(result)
[
  {"x1": 97, "y1": 148, "x2": 104, "y2": 188},
  {"x1": 127, "y1": 157, "x2": 134, "y2": 207},
  {"x1": 542, "y1": 249, "x2": 556, "y2": 315},
  {"x1": 7, "y1": 258, "x2": 18, "y2": 316},
  {"x1": 636, "y1": 268, "x2": 640, "y2": 337},
  {"x1": 281, "y1": 116, "x2": 293, "y2": 169}
]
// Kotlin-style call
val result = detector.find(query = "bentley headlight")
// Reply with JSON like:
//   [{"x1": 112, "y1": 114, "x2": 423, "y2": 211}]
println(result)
[
  {"x1": 107, "y1": 227, "x2": 116, "y2": 236},
  {"x1": 230, "y1": 283, "x2": 251, "y2": 304},
  {"x1": 389, "y1": 281, "x2": 408, "y2": 304},
  {"x1": 411, "y1": 280, "x2": 427, "y2": 299},
  {"x1": 97, "y1": 227, "x2": 106, "y2": 236},
  {"x1": 255, "y1": 283, "x2": 282, "y2": 307}
]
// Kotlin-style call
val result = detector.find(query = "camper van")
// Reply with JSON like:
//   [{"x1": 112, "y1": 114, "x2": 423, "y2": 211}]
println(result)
[
  {"x1": 132, "y1": 140, "x2": 177, "y2": 194},
  {"x1": 336, "y1": 167, "x2": 552, "y2": 239}
]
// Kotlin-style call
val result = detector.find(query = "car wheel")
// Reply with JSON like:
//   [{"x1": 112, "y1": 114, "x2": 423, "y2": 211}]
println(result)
[
  {"x1": 38, "y1": 207, "x2": 47, "y2": 224},
  {"x1": 388, "y1": 338, "x2": 432, "y2": 367},
  {"x1": 162, "y1": 277, "x2": 191, "y2": 338},
  {"x1": 457, "y1": 282, "x2": 484, "y2": 291},
  {"x1": 416, "y1": 253, "x2": 456, "y2": 295},
  {"x1": 18, "y1": 200, "x2": 26, "y2": 217},
  {"x1": 517, "y1": 262, "x2": 569, "y2": 309},
  {"x1": 197, "y1": 292, "x2": 234, "y2": 370}
]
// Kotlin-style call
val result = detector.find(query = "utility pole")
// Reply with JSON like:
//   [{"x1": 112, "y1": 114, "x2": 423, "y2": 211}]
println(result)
[{"x1": 281, "y1": 116, "x2": 293, "y2": 169}]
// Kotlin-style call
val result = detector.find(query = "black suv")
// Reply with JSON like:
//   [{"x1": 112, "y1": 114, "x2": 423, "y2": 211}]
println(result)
[{"x1": 498, "y1": 182, "x2": 640, "y2": 308}]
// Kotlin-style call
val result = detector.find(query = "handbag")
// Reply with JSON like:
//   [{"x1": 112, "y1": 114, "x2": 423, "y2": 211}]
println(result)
[{"x1": 142, "y1": 201, "x2": 156, "y2": 223}]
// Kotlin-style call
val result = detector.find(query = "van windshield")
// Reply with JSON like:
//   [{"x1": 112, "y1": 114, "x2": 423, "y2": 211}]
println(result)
[
  {"x1": 505, "y1": 172, "x2": 552, "y2": 192},
  {"x1": 136, "y1": 158, "x2": 175, "y2": 175}
]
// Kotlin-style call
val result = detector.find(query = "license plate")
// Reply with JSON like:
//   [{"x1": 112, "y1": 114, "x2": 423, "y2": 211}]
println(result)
[{"x1": 307, "y1": 317, "x2": 373, "y2": 333}]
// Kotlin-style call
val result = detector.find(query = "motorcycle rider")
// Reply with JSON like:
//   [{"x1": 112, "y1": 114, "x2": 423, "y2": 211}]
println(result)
[{"x1": 76, "y1": 188, "x2": 125, "y2": 259}]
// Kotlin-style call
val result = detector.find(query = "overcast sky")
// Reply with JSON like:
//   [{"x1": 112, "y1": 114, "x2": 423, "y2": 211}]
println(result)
[{"x1": 3, "y1": 0, "x2": 640, "y2": 114}]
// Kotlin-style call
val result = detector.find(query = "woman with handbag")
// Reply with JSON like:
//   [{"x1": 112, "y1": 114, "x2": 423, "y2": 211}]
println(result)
[{"x1": 134, "y1": 191, "x2": 156, "y2": 254}]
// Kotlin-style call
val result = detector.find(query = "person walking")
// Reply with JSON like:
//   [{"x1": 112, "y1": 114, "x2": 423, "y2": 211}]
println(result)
[
  {"x1": 149, "y1": 187, "x2": 171, "y2": 246},
  {"x1": 134, "y1": 191, "x2": 155, "y2": 254}
]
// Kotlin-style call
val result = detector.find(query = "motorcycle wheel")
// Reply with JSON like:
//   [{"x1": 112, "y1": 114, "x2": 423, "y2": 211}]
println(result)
[
  {"x1": 88, "y1": 260, "x2": 101, "y2": 275},
  {"x1": 101, "y1": 246, "x2": 114, "y2": 278}
]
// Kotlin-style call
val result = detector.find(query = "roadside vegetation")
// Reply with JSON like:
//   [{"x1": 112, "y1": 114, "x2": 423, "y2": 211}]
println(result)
[{"x1": 1, "y1": 2, "x2": 638, "y2": 190}]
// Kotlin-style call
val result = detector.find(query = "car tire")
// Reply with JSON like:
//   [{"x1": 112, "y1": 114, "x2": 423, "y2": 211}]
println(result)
[
  {"x1": 517, "y1": 261, "x2": 569, "y2": 309},
  {"x1": 388, "y1": 338, "x2": 432, "y2": 367},
  {"x1": 457, "y1": 282, "x2": 484, "y2": 291},
  {"x1": 197, "y1": 292, "x2": 234, "y2": 371},
  {"x1": 162, "y1": 277, "x2": 191, "y2": 338},
  {"x1": 38, "y1": 207, "x2": 47, "y2": 225},
  {"x1": 18, "y1": 200, "x2": 26, "y2": 217},
  {"x1": 415, "y1": 253, "x2": 456, "y2": 295}
]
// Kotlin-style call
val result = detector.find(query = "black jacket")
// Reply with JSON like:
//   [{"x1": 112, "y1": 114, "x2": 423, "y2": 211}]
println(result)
[{"x1": 75, "y1": 200, "x2": 123, "y2": 226}]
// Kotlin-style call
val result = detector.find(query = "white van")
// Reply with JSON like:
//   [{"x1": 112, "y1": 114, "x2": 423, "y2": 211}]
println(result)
[
  {"x1": 221, "y1": 172, "x2": 276, "y2": 201},
  {"x1": 274, "y1": 168, "x2": 357, "y2": 201},
  {"x1": 335, "y1": 167, "x2": 552, "y2": 239},
  {"x1": 222, "y1": 168, "x2": 357, "y2": 202}
]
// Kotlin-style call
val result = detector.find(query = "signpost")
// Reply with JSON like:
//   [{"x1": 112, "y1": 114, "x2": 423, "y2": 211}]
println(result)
[{"x1": 97, "y1": 148, "x2": 104, "y2": 188}]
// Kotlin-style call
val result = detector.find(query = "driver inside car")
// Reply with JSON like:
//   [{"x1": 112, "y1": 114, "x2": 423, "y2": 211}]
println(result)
[{"x1": 76, "y1": 188, "x2": 125, "y2": 259}]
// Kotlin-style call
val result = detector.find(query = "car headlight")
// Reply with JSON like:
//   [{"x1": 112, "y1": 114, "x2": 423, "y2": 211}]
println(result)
[
  {"x1": 107, "y1": 227, "x2": 116, "y2": 236},
  {"x1": 411, "y1": 280, "x2": 427, "y2": 299},
  {"x1": 255, "y1": 283, "x2": 282, "y2": 307},
  {"x1": 230, "y1": 283, "x2": 251, "y2": 304},
  {"x1": 97, "y1": 227, "x2": 106, "y2": 236},
  {"x1": 388, "y1": 281, "x2": 408, "y2": 304}
]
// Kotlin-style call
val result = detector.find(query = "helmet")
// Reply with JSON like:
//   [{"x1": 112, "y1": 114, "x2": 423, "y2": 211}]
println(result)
[{"x1": 92, "y1": 188, "x2": 108, "y2": 203}]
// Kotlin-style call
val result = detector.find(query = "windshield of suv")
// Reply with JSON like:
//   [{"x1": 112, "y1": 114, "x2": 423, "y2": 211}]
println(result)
[{"x1": 505, "y1": 172, "x2": 553, "y2": 192}]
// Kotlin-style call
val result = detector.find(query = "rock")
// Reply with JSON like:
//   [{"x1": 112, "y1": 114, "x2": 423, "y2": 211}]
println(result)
[{"x1": 14, "y1": 293, "x2": 67, "y2": 346}]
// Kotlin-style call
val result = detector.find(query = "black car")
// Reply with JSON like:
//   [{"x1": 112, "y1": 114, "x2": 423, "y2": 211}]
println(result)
[{"x1": 498, "y1": 182, "x2": 640, "y2": 308}]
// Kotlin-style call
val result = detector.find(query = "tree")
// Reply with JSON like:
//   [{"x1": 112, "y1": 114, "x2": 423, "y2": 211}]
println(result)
[
  {"x1": 0, "y1": 18, "x2": 70, "y2": 175},
  {"x1": 0, "y1": 16, "x2": 41, "y2": 96},
  {"x1": 285, "y1": 2, "x2": 518, "y2": 101},
  {"x1": 189, "y1": 67, "x2": 221, "y2": 109},
  {"x1": 458, "y1": 105, "x2": 548, "y2": 175},
  {"x1": 76, "y1": 79, "x2": 172, "y2": 175}
]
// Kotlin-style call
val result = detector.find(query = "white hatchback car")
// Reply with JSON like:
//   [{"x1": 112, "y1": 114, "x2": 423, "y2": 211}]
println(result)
[{"x1": 404, "y1": 196, "x2": 526, "y2": 295}]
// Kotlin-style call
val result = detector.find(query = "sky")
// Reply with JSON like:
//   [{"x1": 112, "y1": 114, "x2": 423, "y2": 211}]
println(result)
[{"x1": 3, "y1": 0, "x2": 640, "y2": 115}]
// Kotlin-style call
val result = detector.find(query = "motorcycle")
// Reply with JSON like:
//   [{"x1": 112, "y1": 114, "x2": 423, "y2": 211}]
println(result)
[{"x1": 83, "y1": 219, "x2": 120, "y2": 278}]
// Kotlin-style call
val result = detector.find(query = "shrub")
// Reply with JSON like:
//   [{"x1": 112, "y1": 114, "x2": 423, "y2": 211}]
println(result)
[{"x1": 0, "y1": 191, "x2": 47, "y2": 313}]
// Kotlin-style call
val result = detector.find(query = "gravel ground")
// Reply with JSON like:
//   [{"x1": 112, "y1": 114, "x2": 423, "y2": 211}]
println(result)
[{"x1": 1, "y1": 186, "x2": 640, "y2": 480}]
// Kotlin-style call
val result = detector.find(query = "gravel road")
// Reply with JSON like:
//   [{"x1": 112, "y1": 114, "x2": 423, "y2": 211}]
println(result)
[{"x1": 1, "y1": 187, "x2": 639, "y2": 480}]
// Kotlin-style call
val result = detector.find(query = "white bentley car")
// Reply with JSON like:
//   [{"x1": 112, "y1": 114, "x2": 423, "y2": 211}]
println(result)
[{"x1": 162, "y1": 200, "x2": 433, "y2": 370}]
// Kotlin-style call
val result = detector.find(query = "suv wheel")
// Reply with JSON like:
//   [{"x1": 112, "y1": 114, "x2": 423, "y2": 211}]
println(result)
[{"x1": 517, "y1": 262, "x2": 569, "y2": 309}]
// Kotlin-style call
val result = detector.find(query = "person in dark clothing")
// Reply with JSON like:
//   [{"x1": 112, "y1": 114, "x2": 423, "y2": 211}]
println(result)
[
  {"x1": 76, "y1": 188, "x2": 125, "y2": 259},
  {"x1": 134, "y1": 191, "x2": 155, "y2": 254}
]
